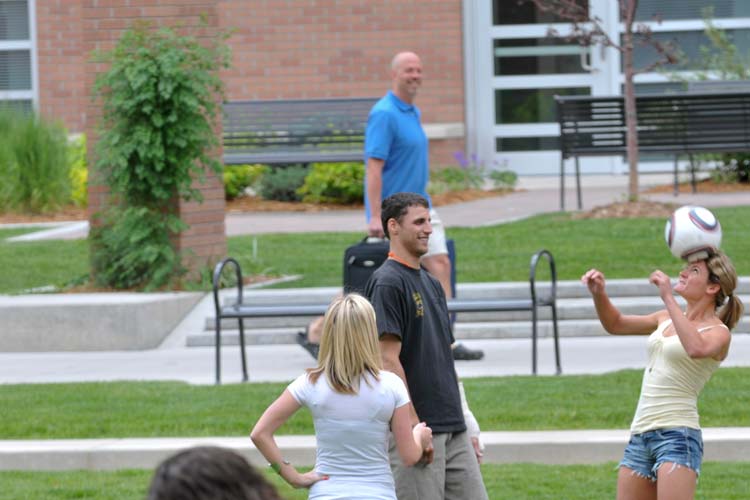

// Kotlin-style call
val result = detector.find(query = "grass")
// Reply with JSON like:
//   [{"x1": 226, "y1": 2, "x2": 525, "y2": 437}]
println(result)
[
  {"x1": 2, "y1": 368, "x2": 749, "y2": 439},
  {"x1": 4, "y1": 205, "x2": 748, "y2": 294},
  {"x1": 228, "y1": 205, "x2": 750, "y2": 286},
  {"x1": 0, "y1": 228, "x2": 89, "y2": 294},
  {"x1": 2, "y1": 461, "x2": 749, "y2": 499}
]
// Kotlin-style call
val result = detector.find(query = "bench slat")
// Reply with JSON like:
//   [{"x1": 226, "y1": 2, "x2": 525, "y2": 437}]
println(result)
[
  {"x1": 220, "y1": 297, "x2": 557, "y2": 320},
  {"x1": 222, "y1": 97, "x2": 378, "y2": 165},
  {"x1": 557, "y1": 91, "x2": 750, "y2": 158}
]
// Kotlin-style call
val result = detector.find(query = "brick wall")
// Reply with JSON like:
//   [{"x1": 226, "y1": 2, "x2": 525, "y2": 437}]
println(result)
[
  {"x1": 82, "y1": 0, "x2": 227, "y2": 277},
  {"x1": 42, "y1": 0, "x2": 465, "y2": 163},
  {"x1": 218, "y1": 0, "x2": 466, "y2": 165},
  {"x1": 36, "y1": 1, "x2": 87, "y2": 133},
  {"x1": 42, "y1": 0, "x2": 465, "y2": 278}
]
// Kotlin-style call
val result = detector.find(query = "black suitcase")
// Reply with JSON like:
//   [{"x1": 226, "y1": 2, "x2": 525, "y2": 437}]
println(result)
[{"x1": 343, "y1": 237, "x2": 390, "y2": 294}]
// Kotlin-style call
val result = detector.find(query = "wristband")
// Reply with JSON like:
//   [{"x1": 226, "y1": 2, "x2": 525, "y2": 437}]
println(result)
[{"x1": 269, "y1": 459, "x2": 290, "y2": 474}]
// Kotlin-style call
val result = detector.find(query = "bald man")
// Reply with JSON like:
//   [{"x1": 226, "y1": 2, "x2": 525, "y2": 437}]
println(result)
[{"x1": 364, "y1": 51, "x2": 483, "y2": 362}]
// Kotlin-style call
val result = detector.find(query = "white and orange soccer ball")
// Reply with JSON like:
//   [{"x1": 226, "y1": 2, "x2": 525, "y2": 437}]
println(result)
[{"x1": 664, "y1": 205, "x2": 722, "y2": 261}]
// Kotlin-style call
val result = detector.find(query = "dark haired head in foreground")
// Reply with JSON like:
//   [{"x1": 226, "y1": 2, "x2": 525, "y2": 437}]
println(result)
[{"x1": 147, "y1": 446, "x2": 284, "y2": 500}]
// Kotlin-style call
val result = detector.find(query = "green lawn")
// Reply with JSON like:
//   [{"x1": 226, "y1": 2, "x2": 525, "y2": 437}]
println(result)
[
  {"x1": 2, "y1": 205, "x2": 749, "y2": 294},
  {"x1": 2, "y1": 205, "x2": 749, "y2": 498},
  {"x1": 2, "y1": 461, "x2": 748, "y2": 499},
  {"x1": 0, "y1": 228, "x2": 89, "y2": 294},
  {"x1": 228, "y1": 205, "x2": 750, "y2": 287},
  {"x1": 2, "y1": 368, "x2": 749, "y2": 439}
]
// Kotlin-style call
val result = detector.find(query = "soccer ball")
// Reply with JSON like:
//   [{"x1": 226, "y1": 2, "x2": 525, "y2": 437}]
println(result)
[{"x1": 664, "y1": 206, "x2": 722, "y2": 260}]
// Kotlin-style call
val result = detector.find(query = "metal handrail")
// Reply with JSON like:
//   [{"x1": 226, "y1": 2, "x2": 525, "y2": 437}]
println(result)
[
  {"x1": 529, "y1": 249, "x2": 561, "y2": 375},
  {"x1": 212, "y1": 258, "x2": 248, "y2": 384}
]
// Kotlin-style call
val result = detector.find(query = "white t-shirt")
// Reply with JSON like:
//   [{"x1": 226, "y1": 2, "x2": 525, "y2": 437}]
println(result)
[{"x1": 287, "y1": 370, "x2": 409, "y2": 500}]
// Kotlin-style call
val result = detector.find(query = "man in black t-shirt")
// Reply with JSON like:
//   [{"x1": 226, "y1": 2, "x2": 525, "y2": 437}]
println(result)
[{"x1": 364, "y1": 192, "x2": 488, "y2": 500}]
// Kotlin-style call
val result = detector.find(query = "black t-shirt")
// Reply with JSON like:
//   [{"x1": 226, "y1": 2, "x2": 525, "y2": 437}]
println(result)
[{"x1": 364, "y1": 259, "x2": 465, "y2": 433}]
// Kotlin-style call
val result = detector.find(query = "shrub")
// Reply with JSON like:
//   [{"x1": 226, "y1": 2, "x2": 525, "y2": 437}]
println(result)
[
  {"x1": 258, "y1": 164, "x2": 309, "y2": 202},
  {"x1": 429, "y1": 165, "x2": 484, "y2": 195},
  {"x1": 68, "y1": 134, "x2": 88, "y2": 208},
  {"x1": 91, "y1": 22, "x2": 230, "y2": 290},
  {"x1": 297, "y1": 162, "x2": 364, "y2": 204},
  {"x1": 0, "y1": 109, "x2": 70, "y2": 213},
  {"x1": 489, "y1": 169, "x2": 518, "y2": 189},
  {"x1": 713, "y1": 153, "x2": 750, "y2": 183},
  {"x1": 0, "y1": 111, "x2": 15, "y2": 210},
  {"x1": 223, "y1": 164, "x2": 267, "y2": 200},
  {"x1": 91, "y1": 207, "x2": 186, "y2": 290}
]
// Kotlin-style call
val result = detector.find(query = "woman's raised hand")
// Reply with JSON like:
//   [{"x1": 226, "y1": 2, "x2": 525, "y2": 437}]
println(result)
[
  {"x1": 649, "y1": 270, "x2": 673, "y2": 300},
  {"x1": 581, "y1": 269, "x2": 606, "y2": 296}
]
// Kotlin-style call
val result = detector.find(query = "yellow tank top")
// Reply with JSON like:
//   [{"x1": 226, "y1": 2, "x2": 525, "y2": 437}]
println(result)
[{"x1": 630, "y1": 320, "x2": 723, "y2": 434}]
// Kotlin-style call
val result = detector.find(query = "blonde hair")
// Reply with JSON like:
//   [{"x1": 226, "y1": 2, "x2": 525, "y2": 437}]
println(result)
[
  {"x1": 706, "y1": 250, "x2": 744, "y2": 330},
  {"x1": 307, "y1": 294, "x2": 382, "y2": 394}
]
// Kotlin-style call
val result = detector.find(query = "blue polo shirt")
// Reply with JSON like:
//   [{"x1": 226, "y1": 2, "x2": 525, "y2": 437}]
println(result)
[{"x1": 364, "y1": 91, "x2": 430, "y2": 221}]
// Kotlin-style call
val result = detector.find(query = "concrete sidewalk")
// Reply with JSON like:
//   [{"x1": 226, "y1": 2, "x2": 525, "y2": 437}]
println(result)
[
  {"x1": 2, "y1": 328, "x2": 750, "y2": 469},
  {"x1": 3, "y1": 427, "x2": 749, "y2": 470},
  {"x1": 2, "y1": 334, "x2": 750, "y2": 385},
  {"x1": 7, "y1": 174, "x2": 750, "y2": 240}
]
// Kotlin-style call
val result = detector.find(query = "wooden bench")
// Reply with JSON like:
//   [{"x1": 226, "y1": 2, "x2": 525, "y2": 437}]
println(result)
[
  {"x1": 211, "y1": 250, "x2": 561, "y2": 384},
  {"x1": 222, "y1": 97, "x2": 378, "y2": 165},
  {"x1": 555, "y1": 91, "x2": 750, "y2": 210}
]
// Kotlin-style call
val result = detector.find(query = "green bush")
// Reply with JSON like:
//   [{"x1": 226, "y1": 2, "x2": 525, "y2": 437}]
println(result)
[
  {"x1": 258, "y1": 164, "x2": 309, "y2": 202},
  {"x1": 68, "y1": 135, "x2": 88, "y2": 208},
  {"x1": 90, "y1": 207, "x2": 186, "y2": 290},
  {"x1": 297, "y1": 162, "x2": 364, "y2": 204},
  {"x1": 91, "y1": 22, "x2": 230, "y2": 290},
  {"x1": 0, "y1": 111, "x2": 15, "y2": 209},
  {"x1": 429, "y1": 165, "x2": 484, "y2": 195},
  {"x1": 713, "y1": 153, "x2": 750, "y2": 183},
  {"x1": 0, "y1": 109, "x2": 70, "y2": 213},
  {"x1": 223, "y1": 164, "x2": 267, "y2": 200},
  {"x1": 489, "y1": 169, "x2": 518, "y2": 189}
]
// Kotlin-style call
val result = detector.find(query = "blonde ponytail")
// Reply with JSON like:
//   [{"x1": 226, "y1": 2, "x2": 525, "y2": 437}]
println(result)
[{"x1": 706, "y1": 251, "x2": 744, "y2": 330}]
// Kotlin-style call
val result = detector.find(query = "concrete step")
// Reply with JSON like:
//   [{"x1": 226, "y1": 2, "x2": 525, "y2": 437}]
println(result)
[
  {"x1": 223, "y1": 277, "x2": 750, "y2": 305},
  {"x1": 197, "y1": 278, "x2": 750, "y2": 347},
  {"x1": 188, "y1": 317, "x2": 750, "y2": 346},
  {"x1": 203, "y1": 295, "x2": 750, "y2": 330},
  {"x1": 189, "y1": 321, "x2": 596, "y2": 347},
  {"x1": 1, "y1": 428, "x2": 747, "y2": 470}
]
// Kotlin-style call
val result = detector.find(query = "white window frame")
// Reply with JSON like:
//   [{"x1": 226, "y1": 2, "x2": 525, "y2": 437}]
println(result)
[
  {"x1": 0, "y1": 0, "x2": 37, "y2": 110},
  {"x1": 465, "y1": 0, "x2": 750, "y2": 176}
]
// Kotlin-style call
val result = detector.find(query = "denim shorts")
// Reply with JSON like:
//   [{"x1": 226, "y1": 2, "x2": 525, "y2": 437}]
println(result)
[{"x1": 620, "y1": 427, "x2": 703, "y2": 482}]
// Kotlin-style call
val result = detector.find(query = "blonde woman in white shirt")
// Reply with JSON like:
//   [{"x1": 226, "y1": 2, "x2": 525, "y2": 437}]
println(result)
[
  {"x1": 582, "y1": 249, "x2": 743, "y2": 500},
  {"x1": 251, "y1": 294, "x2": 432, "y2": 500}
]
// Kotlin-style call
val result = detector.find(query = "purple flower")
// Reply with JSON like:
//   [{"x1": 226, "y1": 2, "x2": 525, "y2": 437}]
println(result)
[{"x1": 453, "y1": 150, "x2": 469, "y2": 169}]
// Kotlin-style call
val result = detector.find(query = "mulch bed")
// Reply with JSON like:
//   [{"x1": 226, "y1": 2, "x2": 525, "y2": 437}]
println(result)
[
  {"x1": 572, "y1": 200, "x2": 678, "y2": 219},
  {"x1": 1, "y1": 181, "x2": 746, "y2": 224},
  {"x1": 644, "y1": 178, "x2": 750, "y2": 194}
]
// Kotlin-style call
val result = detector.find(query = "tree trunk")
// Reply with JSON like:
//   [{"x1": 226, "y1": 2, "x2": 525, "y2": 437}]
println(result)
[{"x1": 622, "y1": 1, "x2": 640, "y2": 200}]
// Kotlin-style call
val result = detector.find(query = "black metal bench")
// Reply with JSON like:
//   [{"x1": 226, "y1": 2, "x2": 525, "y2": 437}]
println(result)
[
  {"x1": 211, "y1": 250, "x2": 561, "y2": 384},
  {"x1": 222, "y1": 97, "x2": 379, "y2": 165},
  {"x1": 556, "y1": 91, "x2": 750, "y2": 210}
]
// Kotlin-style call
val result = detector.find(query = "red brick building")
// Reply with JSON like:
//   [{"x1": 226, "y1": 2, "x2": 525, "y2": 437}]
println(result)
[
  {"x1": 7, "y1": 0, "x2": 466, "y2": 272},
  {"x1": 27, "y1": 0, "x2": 466, "y2": 167}
]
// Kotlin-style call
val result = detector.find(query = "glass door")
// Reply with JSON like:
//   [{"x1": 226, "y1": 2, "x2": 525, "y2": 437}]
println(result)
[{"x1": 467, "y1": 0, "x2": 621, "y2": 175}]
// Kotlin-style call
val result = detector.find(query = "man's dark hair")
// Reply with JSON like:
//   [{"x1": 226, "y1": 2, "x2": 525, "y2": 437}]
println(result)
[
  {"x1": 381, "y1": 192, "x2": 429, "y2": 239},
  {"x1": 147, "y1": 446, "x2": 283, "y2": 500}
]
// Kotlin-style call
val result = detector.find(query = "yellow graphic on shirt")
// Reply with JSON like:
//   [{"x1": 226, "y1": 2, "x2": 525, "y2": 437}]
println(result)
[{"x1": 412, "y1": 292, "x2": 424, "y2": 317}]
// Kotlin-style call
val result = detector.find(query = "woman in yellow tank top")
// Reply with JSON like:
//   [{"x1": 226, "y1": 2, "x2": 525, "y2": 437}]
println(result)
[{"x1": 581, "y1": 249, "x2": 743, "y2": 500}]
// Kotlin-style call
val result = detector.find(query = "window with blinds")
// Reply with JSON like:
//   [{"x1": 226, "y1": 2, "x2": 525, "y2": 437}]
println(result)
[
  {"x1": 0, "y1": 0, "x2": 33, "y2": 110},
  {"x1": 635, "y1": 0, "x2": 750, "y2": 21}
]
